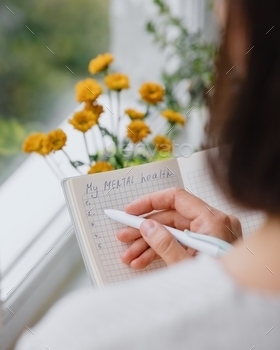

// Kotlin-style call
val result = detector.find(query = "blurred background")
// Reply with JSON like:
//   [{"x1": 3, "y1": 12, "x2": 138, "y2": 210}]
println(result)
[{"x1": 0, "y1": 0, "x2": 109, "y2": 184}]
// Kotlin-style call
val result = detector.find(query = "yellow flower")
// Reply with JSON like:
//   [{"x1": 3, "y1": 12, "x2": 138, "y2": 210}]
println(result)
[
  {"x1": 88, "y1": 53, "x2": 114, "y2": 74},
  {"x1": 84, "y1": 102, "x2": 104, "y2": 118},
  {"x1": 104, "y1": 73, "x2": 130, "y2": 91},
  {"x1": 139, "y1": 82, "x2": 165, "y2": 105},
  {"x1": 38, "y1": 135, "x2": 53, "y2": 156},
  {"x1": 125, "y1": 108, "x2": 145, "y2": 120},
  {"x1": 154, "y1": 135, "x2": 173, "y2": 151},
  {"x1": 47, "y1": 129, "x2": 67, "y2": 151},
  {"x1": 75, "y1": 78, "x2": 102, "y2": 103},
  {"x1": 22, "y1": 133, "x2": 43, "y2": 153},
  {"x1": 127, "y1": 120, "x2": 151, "y2": 144},
  {"x1": 39, "y1": 135, "x2": 54, "y2": 155},
  {"x1": 69, "y1": 110, "x2": 98, "y2": 133},
  {"x1": 88, "y1": 161, "x2": 114, "y2": 174},
  {"x1": 161, "y1": 109, "x2": 185, "y2": 126},
  {"x1": 22, "y1": 133, "x2": 52, "y2": 156}
]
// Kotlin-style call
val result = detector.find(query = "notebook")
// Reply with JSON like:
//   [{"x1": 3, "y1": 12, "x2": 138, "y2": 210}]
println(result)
[{"x1": 62, "y1": 149, "x2": 264, "y2": 287}]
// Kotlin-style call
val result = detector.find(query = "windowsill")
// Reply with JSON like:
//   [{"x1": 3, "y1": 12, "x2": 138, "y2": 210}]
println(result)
[
  {"x1": 1, "y1": 206, "x2": 91, "y2": 349},
  {"x1": 0, "y1": 155, "x2": 67, "y2": 276}
]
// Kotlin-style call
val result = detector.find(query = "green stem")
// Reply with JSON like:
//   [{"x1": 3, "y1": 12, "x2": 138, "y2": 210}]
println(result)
[
  {"x1": 116, "y1": 91, "x2": 121, "y2": 146},
  {"x1": 44, "y1": 156, "x2": 62, "y2": 180},
  {"x1": 97, "y1": 124, "x2": 106, "y2": 150},
  {"x1": 62, "y1": 149, "x2": 83, "y2": 175},
  {"x1": 107, "y1": 89, "x2": 115, "y2": 134},
  {"x1": 107, "y1": 89, "x2": 112, "y2": 110},
  {"x1": 114, "y1": 151, "x2": 124, "y2": 168},
  {"x1": 83, "y1": 133, "x2": 91, "y2": 164},
  {"x1": 99, "y1": 126, "x2": 117, "y2": 145},
  {"x1": 49, "y1": 153, "x2": 67, "y2": 178},
  {"x1": 145, "y1": 104, "x2": 150, "y2": 118},
  {"x1": 91, "y1": 127, "x2": 99, "y2": 155}
]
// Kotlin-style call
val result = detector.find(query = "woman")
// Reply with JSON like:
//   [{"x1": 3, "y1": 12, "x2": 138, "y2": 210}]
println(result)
[{"x1": 16, "y1": 0, "x2": 280, "y2": 349}]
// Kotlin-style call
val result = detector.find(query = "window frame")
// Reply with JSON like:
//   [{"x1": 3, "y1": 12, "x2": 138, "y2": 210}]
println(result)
[{"x1": 0, "y1": 209, "x2": 85, "y2": 349}]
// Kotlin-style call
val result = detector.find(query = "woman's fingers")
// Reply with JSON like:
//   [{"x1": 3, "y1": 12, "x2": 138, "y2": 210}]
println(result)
[
  {"x1": 117, "y1": 209, "x2": 191, "y2": 268},
  {"x1": 229, "y1": 214, "x2": 243, "y2": 239},
  {"x1": 130, "y1": 247, "x2": 159, "y2": 270},
  {"x1": 140, "y1": 219, "x2": 191, "y2": 266},
  {"x1": 116, "y1": 227, "x2": 141, "y2": 243},
  {"x1": 125, "y1": 187, "x2": 205, "y2": 221},
  {"x1": 117, "y1": 209, "x2": 192, "y2": 243},
  {"x1": 189, "y1": 209, "x2": 242, "y2": 243},
  {"x1": 124, "y1": 187, "x2": 242, "y2": 243},
  {"x1": 120, "y1": 237, "x2": 151, "y2": 265},
  {"x1": 121, "y1": 219, "x2": 191, "y2": 268},
  {"x1": 146, "y1": 209, "x2": 192, "y2": 231}
]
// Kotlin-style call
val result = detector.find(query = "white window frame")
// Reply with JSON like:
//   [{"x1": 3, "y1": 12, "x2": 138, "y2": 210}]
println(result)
[{"x1": 0, "y1": 218, "x2": 83, "y2": 349}]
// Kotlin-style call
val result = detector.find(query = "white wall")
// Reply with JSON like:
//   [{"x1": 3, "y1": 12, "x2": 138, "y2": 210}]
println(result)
[{"x1": 110, "y1": 0, "x2": 213, "y2": 96}]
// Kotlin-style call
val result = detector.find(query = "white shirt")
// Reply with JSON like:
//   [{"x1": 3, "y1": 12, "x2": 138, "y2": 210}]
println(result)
[{"x1": 15, "y1": 255, "x2": 280, "y2": 350}]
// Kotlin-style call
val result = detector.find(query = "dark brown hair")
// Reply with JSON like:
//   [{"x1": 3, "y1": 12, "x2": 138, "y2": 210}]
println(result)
[{"x1": 208, "y1": 0, "x2": 280, "y2": 214}]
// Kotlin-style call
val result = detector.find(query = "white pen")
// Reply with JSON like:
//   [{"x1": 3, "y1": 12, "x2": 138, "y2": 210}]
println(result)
[{"x1": 104, "y1": 209, "x2": 233, "y2": 257}]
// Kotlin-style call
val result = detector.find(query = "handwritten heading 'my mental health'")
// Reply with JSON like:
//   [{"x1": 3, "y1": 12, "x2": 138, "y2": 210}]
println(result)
[{"x1": 85, "y1": 167, "x2": 175, "y2": 195}]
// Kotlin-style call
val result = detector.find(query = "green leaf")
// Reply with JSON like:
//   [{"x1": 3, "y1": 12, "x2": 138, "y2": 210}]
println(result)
[
  {"x1": 0, "y1": 118, "x2": 27, "y2": 156},
  {"x1": 146, "y1": 21, "x2": 156, "y2": 33},
  {"x1": 145, "y1": 0, "x2": 217, "y2": 109},
  {"x1": 121, "y1": 139, "x2": 130, "y2": 150},
  {"x1": 99, "y1": 126, "x2": 118, "y2": 145},
  {"x1": 71, "y1": 160, "x2": 85, "y2": 167},
  {"x1": 89, "y1": 154, "x2": 98, "y2": 162}
]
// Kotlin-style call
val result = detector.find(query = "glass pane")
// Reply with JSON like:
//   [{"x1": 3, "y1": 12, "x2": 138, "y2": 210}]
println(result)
[{"x1": 0, "y1": 0, "x2": 110, "y2": 185}]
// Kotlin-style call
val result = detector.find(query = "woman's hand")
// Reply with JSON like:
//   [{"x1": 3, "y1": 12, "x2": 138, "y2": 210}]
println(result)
[{"x1": 116, "y1": 187, "x2": 242, "y2": 269}]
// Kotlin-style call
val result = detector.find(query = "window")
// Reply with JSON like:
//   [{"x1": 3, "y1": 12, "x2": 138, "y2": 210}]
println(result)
[
  {"x1": 0, "y1": 1, "x2": 213, "y2": 349},
  {"x1": 0, "y1": 0, "x2": 109, "y2": 185}
]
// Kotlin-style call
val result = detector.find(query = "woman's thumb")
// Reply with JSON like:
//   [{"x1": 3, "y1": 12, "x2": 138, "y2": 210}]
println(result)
[{"x1": 140, "y1": 219, "x2": 190, "y2": 266}]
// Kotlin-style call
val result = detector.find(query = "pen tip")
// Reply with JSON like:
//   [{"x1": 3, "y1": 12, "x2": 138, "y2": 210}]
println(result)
[{"x1": 104, "y1": 209, "x2": 113, "y2": 215}]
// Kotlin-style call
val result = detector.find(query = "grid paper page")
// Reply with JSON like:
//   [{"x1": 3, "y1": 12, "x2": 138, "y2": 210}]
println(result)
[
  {"x1": 68, "y1": 160, "x2": 184, "y2": 285},
  {"x1": 83, "y1": 175, "x2": 179, "y2": 284},
  {"x1": 177, "y1": 150, "x2": 265, "y2": 237},
  {"x1": 187, "y1": 168, "x2": 264, "y2": 236}
]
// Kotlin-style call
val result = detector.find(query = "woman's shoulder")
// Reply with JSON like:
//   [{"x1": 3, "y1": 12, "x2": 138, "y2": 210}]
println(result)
[{"x1": 15, "y1": 255, "x2": 280, "y2": 350}]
